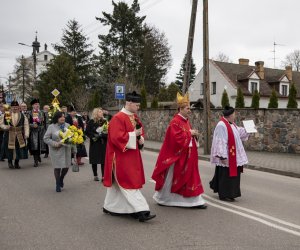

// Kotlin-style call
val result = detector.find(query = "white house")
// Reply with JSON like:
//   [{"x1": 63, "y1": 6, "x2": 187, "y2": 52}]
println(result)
[
  {"x1": 189, "y1": 59, "x2": 300, "y2": 108},
  {"x1": 26, "y1": 43, "x2": 55, "y2": 77}
]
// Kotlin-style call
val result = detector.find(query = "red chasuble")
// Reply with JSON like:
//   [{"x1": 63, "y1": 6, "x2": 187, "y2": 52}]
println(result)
[
  {"x1": 152, "y1": 114, "x2": 204, "y2": 197},
  {"x1": 103, "y1": 111, "x2": 145, "y2": 189}
]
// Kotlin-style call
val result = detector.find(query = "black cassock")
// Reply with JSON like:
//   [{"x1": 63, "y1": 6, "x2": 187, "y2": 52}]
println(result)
[
  {"x1": 209, "y1": 165, "x2": 243, "y2": 199},
  {"x1": 85, "y1": 118, "x2": 107, "y2": 165}
]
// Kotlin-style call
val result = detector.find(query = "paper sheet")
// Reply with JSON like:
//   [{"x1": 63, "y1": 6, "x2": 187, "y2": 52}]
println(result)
[{"x1": 242, "y1": 120, "x2": 257, "y2": 133}]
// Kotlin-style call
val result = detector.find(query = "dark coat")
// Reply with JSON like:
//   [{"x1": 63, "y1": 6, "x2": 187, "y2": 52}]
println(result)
[
  {"x1": 28, "y1": 110, "x2": 47, "y2": 155},
  {"x1": 85, "y1": 119, "x2": 107, "y2": 165}
]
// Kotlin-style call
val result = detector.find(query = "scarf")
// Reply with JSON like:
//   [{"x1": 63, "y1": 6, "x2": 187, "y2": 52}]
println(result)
[{"x1": 221, "y1": 117, "x2": 237, "y2": 177}]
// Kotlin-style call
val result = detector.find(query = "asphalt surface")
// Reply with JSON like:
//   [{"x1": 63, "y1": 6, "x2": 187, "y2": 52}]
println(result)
[{"x1": 0, "y1": 150, "x2": 300, "y2": 250}]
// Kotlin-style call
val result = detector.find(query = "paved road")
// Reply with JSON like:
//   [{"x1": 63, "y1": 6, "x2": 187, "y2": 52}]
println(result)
[{"x1": 0, "y1": 151, "x2": 300, "y2": 250}]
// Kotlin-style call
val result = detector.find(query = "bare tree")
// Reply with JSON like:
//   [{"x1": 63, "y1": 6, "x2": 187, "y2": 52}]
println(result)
[
  {"x1": 282, "y1": 50, "x2": 300, "y2": 71},
  {"x1": 11, "y1": 56, "x2": 34, "y2": 102},
  {"x1": 213, "y1": 52, "x2": 232, "y2": 63}
]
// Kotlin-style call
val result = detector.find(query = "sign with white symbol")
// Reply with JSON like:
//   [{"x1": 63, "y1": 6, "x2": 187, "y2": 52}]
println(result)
[
  {"x1": 51, "y1": 88, "x2": 60, "y2": 97},
  {"x1": 115, "y1": 84, "x2": 125, "y2": 99}
]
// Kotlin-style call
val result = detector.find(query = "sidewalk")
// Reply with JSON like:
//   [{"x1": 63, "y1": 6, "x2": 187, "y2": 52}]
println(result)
[{"x1": 144, "y1": 140, "x2": 300, "y2": 178}]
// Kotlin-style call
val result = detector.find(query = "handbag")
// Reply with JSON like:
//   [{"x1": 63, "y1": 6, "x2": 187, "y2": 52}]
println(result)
[{"x1": 72, "y1": 163, "x2": 79, "y2": 172}]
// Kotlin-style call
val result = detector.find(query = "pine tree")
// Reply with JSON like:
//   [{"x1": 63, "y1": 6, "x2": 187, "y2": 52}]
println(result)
[
  {"x1": 167, "y1": 83, "x2": 180, "y2": 101},
  {"x1": 175, "y1": 54, "x2": 196, "y2": 91},
  {"x1": 221, "y1": 89, "x2": 230, "y2": 108},
  {"x1": 251, "y1": 90, "x2": 260, "y2": 109},
  {"x1": 54, "y1": 19, "x2": 93, "y2": 84},
  {"x1": 140, "y1": 85, "x2": 147, "y2": 110},
  {"x1": 268, "y1": 89, "x2": 278, "y2": 108},
  {"x1": 151, "y1": 97, "x2": 158, "y2": 109},
  {"x1": 96, "y1": 0, "x2": 146, "y2": 87},
  {"x1": 38, "y1": 53, "x2": 80, "y2": 106},
  {"x1": 235, "y1": 87, "x2": 245, "y2": 108},
  {"x1": 287, "y1": 83, "x2": 298, "y2": 108},
  {"x1": 96, "y1": 2, "x2": 171, "y2": 95}
]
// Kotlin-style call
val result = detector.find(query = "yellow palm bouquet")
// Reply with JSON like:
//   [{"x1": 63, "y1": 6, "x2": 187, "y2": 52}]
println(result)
[{"x1": 59, "y1": 125, "x2": 84, "y2": 145}]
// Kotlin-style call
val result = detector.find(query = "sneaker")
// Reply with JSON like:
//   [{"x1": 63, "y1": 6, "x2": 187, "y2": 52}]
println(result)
[{"x1": 94, "y1": 176, "x2": 100, "y2": 181}]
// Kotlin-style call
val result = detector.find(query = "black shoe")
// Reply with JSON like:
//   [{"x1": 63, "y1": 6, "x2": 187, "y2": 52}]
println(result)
[
  {"x1": 38, "y1": 156, "x2": 42, "y2": 163},
  {"x1": 138, "y1": 213, "x2": 156, "y2": 222},
  {"x1": 56, "y1": 184, "x2": 61, "y2": 192},
  {"x1": 191, "y1": 204, "x2": 207, "y2": 209},
  {"x1": 14, "y1": 162, "x2": 21, "y2": 169},
  {"x1": 8, "y1": 161, "x2": 14, "y2": 169},
  {"x1": 44, "y1": 154, "x2": 48, "y2": 158},
  {"x1": 102, "y1": 208, "x2": 120, "y2": 216},
  {"x1": 220, "y1": 197, "x2": 235, "y2": 202},
  {"x1": 34, "y1": 161, "x2": 38, "y2": 167}
]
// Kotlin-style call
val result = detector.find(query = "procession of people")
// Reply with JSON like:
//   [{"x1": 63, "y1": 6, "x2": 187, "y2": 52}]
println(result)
[{"x1": 0, "y1": 90, "x2": 252, "y2": 223}]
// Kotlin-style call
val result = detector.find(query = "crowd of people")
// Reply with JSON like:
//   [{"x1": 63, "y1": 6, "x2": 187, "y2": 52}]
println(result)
[{"x1": 0, "y1": 91, "x2": 250, "y2": 223}]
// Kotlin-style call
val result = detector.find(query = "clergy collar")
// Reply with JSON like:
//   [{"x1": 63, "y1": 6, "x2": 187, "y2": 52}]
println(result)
[
  {"x1": 121, "y1": 107, "x2": 134, "y2": 116},
  {"x1": 223, "y1": 116, "x2": 233, "y2": 124},
  {"x1": 178, "y1": 113, "x2": 188, "y2": 120}
]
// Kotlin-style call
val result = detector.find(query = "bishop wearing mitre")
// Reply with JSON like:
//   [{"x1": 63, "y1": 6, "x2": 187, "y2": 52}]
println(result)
[{"x1": 151, "y1": 92, "x2": 207, "y2": 209}]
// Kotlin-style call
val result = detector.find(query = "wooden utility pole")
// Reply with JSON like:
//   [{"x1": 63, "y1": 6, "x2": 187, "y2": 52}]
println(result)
[
  {"x1": 182, "y1": 0, "x2": 198, "y2": 94},
  {"x1": 203, "y1": 0, "x2": 211, "y2": 154}
]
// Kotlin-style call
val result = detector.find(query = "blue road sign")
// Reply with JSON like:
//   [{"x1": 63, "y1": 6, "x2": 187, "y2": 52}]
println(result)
[{"x1": 115, "y1": 84, "x2": 125, "y2": 99}]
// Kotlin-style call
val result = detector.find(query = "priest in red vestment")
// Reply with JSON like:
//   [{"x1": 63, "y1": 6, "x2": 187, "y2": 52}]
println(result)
[
  {"x1": 103, "y1": 91, "x2": 156, "y2": 222},
  {"x1": 151, "y1": 92, "x2": 207, "y2": 209}
]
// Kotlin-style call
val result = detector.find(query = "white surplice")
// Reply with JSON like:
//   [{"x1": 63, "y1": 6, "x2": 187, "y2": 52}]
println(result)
[{"x1": 153, "y1": 165, "x2": 206, "y2": 207}]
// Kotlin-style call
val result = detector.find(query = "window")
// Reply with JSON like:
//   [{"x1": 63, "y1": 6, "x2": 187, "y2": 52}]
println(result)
[
  {"x1": 281, "y1": 84, "x2": 288, "y2": 96},
  {"x1": 211, "y1": 82, "x2": 216, "y2": 95},
  {"x1": 250, "y1": 81, "x2": 258, "y2": 93},
  {"x1": 44, "y1": 55, "x2": 48, "y2": 61},
  {"x1": 200, "y1": 83, "x2": 204, "y2": 95}
]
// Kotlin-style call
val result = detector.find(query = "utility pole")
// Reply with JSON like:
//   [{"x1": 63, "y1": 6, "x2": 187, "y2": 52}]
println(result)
[
  {"x1": 203, "y1": 0, "x2": 211, "y2": 155},
  {"x1": 21, "y1": 55, "x2": 25, "y2": 102},
  {"x1": 182, "y1": 0, "x2": 198, "y2": 94}
]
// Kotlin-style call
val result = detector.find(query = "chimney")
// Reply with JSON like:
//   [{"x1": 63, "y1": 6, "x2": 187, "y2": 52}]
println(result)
[
  {"x1": 239, "y1": 58, "x2": 249, "y2": 66},
  {"x1": 255, "y1": 61, "x2": 264, "y2": 79},
  {"x1": 285, "y1": 65, "x2": 292, "y2": 81}
]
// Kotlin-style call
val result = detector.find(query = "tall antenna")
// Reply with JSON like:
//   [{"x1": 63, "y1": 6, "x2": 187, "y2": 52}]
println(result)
[{"x1": 272, "y1": 41, "x2": 285, "y2": 68}]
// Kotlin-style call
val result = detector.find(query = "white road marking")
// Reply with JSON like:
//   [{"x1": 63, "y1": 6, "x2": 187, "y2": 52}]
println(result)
[
  {"x1": 205, "y1": 200, "x2": 300, "y2": 237},
  {"x1": 148, "y1": 179, "x2": 300, "y2": 237},
  {"x1": 203, "y1": 194, "x2": 300, "y2": 230}
]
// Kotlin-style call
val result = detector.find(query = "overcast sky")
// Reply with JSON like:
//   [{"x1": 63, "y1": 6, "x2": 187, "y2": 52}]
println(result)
[{"x1": 1, "y1": 0, "x2": 299, "y2": 86}]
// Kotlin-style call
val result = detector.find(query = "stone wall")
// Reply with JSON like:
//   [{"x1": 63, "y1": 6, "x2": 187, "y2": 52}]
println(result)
[{"x1": 136, "y1": 108, "x2": 300, "y2": 154}]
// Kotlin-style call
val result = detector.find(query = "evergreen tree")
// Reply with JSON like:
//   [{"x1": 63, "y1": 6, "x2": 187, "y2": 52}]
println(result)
[
  {"x1": 138, "y1": 25, "x2": 172, "y2": 95},
  {"x1": 54, "y1": 19, "x2": 94, "y2": 84},
  {"x1": 167, "y1": 83, "x2": 180, "y2": 101},
  {"x1": 175, "y1": 54, "x2": 196, "y2": 90},
  {"x1": 221, "y1": 89, "x2": 230, "y2": 108},
  {"x1": 158, "y1": 86, "x2": 169, "y2": 101},
  {"x1": 268, "y1": 89, "x2": 278, "y2": 108},
  {"x1": 251, "y1": 90, "x2": 260, "y2": 109},
  {"x1": 140, "y1": 85, "x2": 147, "y2": 109},
  {"x1": 96, "y1": 1, "x2": 171, "y2": 95},
  {"x1": 11, "y1": 56, "x2": 34, "y2": 102},
  {"x1": 96, "y1": 0, "x2": 146, "y2": 88},
  {"x1": 88, "y1": 90, "x2": 102, "y2": 110},
  {"x1": 38, "y1": 53, "x2": 80, "y2": 106},
  {"x1": 151, "y1": 97, "x2": 159, "y2": 109},
  {"x1": 287, "y1": 83, "x2": 298, "y2": 108},
  {"x1": 235, "y1": 87, "x2": 245, "y2": 108}
]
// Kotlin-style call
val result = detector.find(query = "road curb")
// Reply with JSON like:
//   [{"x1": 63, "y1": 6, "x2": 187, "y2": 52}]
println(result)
[{"x1": 144, "y1": 147, "x2": 300, "y2": 179}]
